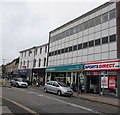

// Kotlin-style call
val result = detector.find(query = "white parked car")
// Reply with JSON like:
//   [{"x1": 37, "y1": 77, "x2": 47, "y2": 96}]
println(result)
[
  {"x1": 44, "y1": 81, "x2": 73, "y2": 96},
  {"x1": 10, "y1": 78, "x2": 28, "y2": 88}
]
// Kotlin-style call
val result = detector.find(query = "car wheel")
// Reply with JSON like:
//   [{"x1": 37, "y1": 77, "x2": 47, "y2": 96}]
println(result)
[
  {"x1": 16, "y1": 83, "x2": 19, "y2": 88},
  {"x1": 57, "y1": 90, "x2": 61, "y2": 96},
  {"x1": 44, "y1": 88, "x2": 47, "y2": 93}
]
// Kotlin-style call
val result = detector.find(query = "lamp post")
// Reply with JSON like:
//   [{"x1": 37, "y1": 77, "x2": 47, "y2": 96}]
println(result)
[{"x1": 30, "y1": 47, "x2": 36, "y2": 85}]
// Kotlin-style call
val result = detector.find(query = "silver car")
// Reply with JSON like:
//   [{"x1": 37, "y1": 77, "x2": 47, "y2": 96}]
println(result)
[
  {"x1": 10, "y1": 78, "x2": 28, "y2": 88},
  {"x1": 44, "y1": 81, "x2": 73, "y2": 96}
]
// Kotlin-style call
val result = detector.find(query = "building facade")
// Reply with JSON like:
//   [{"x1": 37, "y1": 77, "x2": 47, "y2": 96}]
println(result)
[
  {"x1": 2, "y1": 58, "x2": 19, "y2": 79},
  {"x1": 18, "y1": 43, "x2": 48, "y2": 84},
  {"x1": 46, "y1": 2, "x2": 120, "y2": 97}
]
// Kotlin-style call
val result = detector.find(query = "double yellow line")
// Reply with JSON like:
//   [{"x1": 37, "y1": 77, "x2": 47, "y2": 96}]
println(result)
[{"x1": 0, "y1": 96, "x2": 39, "y2": 114}]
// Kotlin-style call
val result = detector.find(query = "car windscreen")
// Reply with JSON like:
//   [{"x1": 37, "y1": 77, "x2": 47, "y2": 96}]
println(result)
[
  {"x1": 58, "y1": 82, "x2": 68, "y2": 87},
  {"x1": 17, "y1": 78, "x2": 23, "y2": 82}
]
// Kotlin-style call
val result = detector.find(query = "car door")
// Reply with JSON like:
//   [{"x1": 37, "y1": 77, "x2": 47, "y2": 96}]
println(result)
[{"x1": 52, "y1": 82, "x2": 59, "y2": 93}]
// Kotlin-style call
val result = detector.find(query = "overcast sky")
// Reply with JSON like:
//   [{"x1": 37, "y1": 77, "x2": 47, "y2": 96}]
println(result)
[{"x1": 0, "y1": 0, "x2": 110, "y2": 65}]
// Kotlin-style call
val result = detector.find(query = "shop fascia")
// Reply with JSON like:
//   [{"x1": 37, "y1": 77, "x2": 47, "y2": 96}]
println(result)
[{"x1": 84, "y1": 60, "x2": 120, "y2": 72}]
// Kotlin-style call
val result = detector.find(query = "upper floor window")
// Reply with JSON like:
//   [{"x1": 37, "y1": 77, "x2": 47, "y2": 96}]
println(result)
[
  {"x1": 34, "y1": 59, "x2": 36, "y2": 67},
  {"x1": 95, "y1": 15, "x2": 101, "y2": 25},
  {"x1": 89, "y1": 40, "x2": 94, "y2": 47},
  {"x1": 95, "y1": 39, "x2": 101, "y2": 46},
  {"x1": 83, "y1": 42, "x2": 88, "y2": 49},
  {"x1": 39, "y1": 59, "x2": 41, "y2": 67},
  {"x1": 102, "y1": 12, "x2": 108, "y2": 23},
  {"x1": 44, "y1": 58, "x2": 46, "y2": 67},
  {"x1": 24, "y1": 52, "x2": 26, "y2": 57},
  {"x1": 35, "y1": 49, "x2": 37, "y2": 55},
  {"x1": 40, "y1": 48, "x2": 42, "y2": 54},
  {"x1": 109, "y1": 9, "x2": 116, "y2": 20},
  {"x1": 102, "y1": 37, "x2": 108, "y2": 44},
  {"x1": 109, "y1": 34, "x2": 116, "y2": 42},
  {"x1": 23, "y1": 61, "x2": 25, "y2": 65},
  {"x1": 45, "y1": 46, "x2": 47, "y2": 53},
  {"x1": 27, "y1": 60, "x2": 29, "y2": 68}
]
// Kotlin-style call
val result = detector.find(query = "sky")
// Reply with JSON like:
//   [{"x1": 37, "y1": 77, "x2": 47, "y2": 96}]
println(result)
[{"x1": 0, "y1": 0, "x2": 110, "y2": 65}]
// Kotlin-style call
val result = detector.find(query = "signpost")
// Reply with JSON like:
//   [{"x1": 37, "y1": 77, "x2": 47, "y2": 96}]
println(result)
[{"x1": 101, "y1": 76, "x2": 108, "y2": 95}]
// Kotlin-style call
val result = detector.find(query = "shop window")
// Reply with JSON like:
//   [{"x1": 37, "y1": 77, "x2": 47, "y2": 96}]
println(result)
[
  {"x1": 109, "y1": 34, "x2": 116, "y2": 42},
  {"x1": 102, "y1": 37, "x2": 108, "y2": 44},
  {"x1": 95, "y1": 39, "x2": 101, "y2": 46}
]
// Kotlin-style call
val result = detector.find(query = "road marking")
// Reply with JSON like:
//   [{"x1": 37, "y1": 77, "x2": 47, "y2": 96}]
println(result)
[
  {"x1": 5, "y1": 87, "x2": 101, "y2": 114},
  {"x1": 0, "y1": 96, "x2": 39, "y2": 114}
]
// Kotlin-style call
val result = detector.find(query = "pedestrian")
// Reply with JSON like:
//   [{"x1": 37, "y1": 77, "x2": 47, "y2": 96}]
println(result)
[{"x1": 79, "y1": 84, "x2": 82, "y2": 94}]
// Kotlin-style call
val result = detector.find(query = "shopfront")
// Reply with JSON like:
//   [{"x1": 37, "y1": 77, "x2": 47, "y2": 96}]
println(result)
[
  {"x1": 85, "y1": 60, "x2": 120, "y2": 97},
  {"x1": 45, "y1": 64, "x2": 84, "y2": 89}
]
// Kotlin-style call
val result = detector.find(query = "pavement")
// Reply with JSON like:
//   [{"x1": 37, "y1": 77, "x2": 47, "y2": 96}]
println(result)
[{"x1": 1, "y1": 79, "x2": 119, "y2": 108}]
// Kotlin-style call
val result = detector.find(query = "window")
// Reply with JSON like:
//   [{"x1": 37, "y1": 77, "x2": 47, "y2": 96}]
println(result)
[
  {"x1": 110, "y1": 34, "x2": 116, "y2": 42},
  {"x1": 83, "y1": 21, "x2": 88, "y2": 30},
  {"x1": 23, "y1": 61, "x2": 25, "y2": 65},
  {"x1": 65, "y1": 47, "x2": 68, "y2": 53},
  {"x1": 29, "y1": 51, "x2": 31, "y2": 56},
  {"x1": 102, "y1": 37, "x2": 108, "y2": 44},
  {"x1": 45, "y1": 46, "x2": 47, "y2": 53},
  {"x1": 102, "y1": 12, "x2": 108, "y2": 23},
  {"x1": 55, "y1": 50, "x2": 57, "y2": 55},
  {"x1": 78, "y1": 44, "x2": 82, "y2": 50},
  {"x1": 40, "y1": 48, "x2": 42, "y2": 54},
  {"x1": 69, "y1": 46, "x2": 73, "y2": 52},
  {"x1": 35, "y1": 49, "x2": 37, "y2": 55},
  {"x1": 58, "y1": 50, "x2": 61, "y2": 55},
  {"x1": 34, "y1": 59, "x2": 36, "y2": 67},
  {"x1": 95, "y1": 39, "x2": 101, "y2": 46},
  {"x1": 70, "y1": 28, "x2": 73, "y2": 35},
  {"x1": 89, "y1": 40, "x2": 94, "y2": 47},
  {"x1": 61, "y1": 48, "x2": 65, "y2": 53},
  {"x1": 27, "y1": 60, "x2": 29, "y2": 68},
  {"x1": 73, "y1": 26, "x2": 78, "y2": 34},
  {"x1": 49, "y1": 52, "x2": 52, "y2": 56},
  {"x1": 95, "y1": 15, "x2": 101, "y2": 25},
  {"x1": 24, "y1": 52, "x2": 26, "y2": 57},
  {"x1": 51, "y1": 51, "x2": 54, "y2": 56},
  {"x1": 73, "y1": 45, "x2": 77, "y2": 51},
  {"x1": 39, "y1": 59, "x2": 41, "y2": 67},
  {"x1": 83, "y1": 42, "x2": 88, "y2": 48},
  {"x1": 44, "y1": 58, "x2": 46, "y2": 67},
  {"x1": 109, "y1": 9, "x2": 116, "y2": 20},
  {"x1": 88, "y1": 18, "x2": 95, "y2": 28},
  {"x1": 78, "y1": 24, "x2": 83, "y2": 32}
]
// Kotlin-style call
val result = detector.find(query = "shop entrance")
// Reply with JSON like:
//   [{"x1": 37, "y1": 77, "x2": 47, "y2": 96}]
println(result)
[{"x1": 86, "y1": 75, "x2": 99, "y2": 93}]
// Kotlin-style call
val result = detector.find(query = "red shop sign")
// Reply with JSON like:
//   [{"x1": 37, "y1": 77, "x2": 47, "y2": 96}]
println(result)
[{"x1": 108, "y1": 77, "x2": 116, "y2": 89}]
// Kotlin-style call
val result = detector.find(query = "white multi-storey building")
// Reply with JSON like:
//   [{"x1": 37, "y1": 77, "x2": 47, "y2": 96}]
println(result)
[
  {"x1": 46, "y1": 2, "x2": 120, "y2": 97},
  {"x1": 19, "y1": 43, "x2": 48, "y2": 84}
]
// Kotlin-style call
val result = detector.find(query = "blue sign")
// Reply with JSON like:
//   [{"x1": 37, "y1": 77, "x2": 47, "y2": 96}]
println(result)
[{"x1": 46, "y1": 64, "x2": 84, "y2": 72}]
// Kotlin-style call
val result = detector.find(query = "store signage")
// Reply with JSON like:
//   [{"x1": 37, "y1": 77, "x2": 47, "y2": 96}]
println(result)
[
  {"x1": 100, "y1": 71, "x2": 107, "y2": 75},
  {"x1": 22, "y1": 66, "x2": 26, "y2": 69},
  {"x1": 46, "y1": 64, "x2": 84, "y2": 72},
  {"x1": 80, "y1": 76, "x2": 84, "y2": 85},
  {"x1": 108, "y1": 77, "x2": 116, "y2": 89},
  {"x1": 85, "y1": 61, "x2": 120, "y2": 71},
  {"x1": 101, "y1": 76, "x2": 108, "y2": 88}
]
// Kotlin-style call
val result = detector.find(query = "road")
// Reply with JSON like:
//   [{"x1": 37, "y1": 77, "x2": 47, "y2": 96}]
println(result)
[{"x1": 1, "y1": 86, "x2": 119, "y2": 115}]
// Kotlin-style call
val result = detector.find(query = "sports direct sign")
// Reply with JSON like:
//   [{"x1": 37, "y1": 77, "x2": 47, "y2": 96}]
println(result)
[{"x1": 85, "y1": 60, "x2": 120, "y2": 71}]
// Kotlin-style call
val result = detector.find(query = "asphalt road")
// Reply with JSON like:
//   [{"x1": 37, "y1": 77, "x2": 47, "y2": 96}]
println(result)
[{"x1": 2, "y1": 86, "x2": 119, "y2": 115}]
